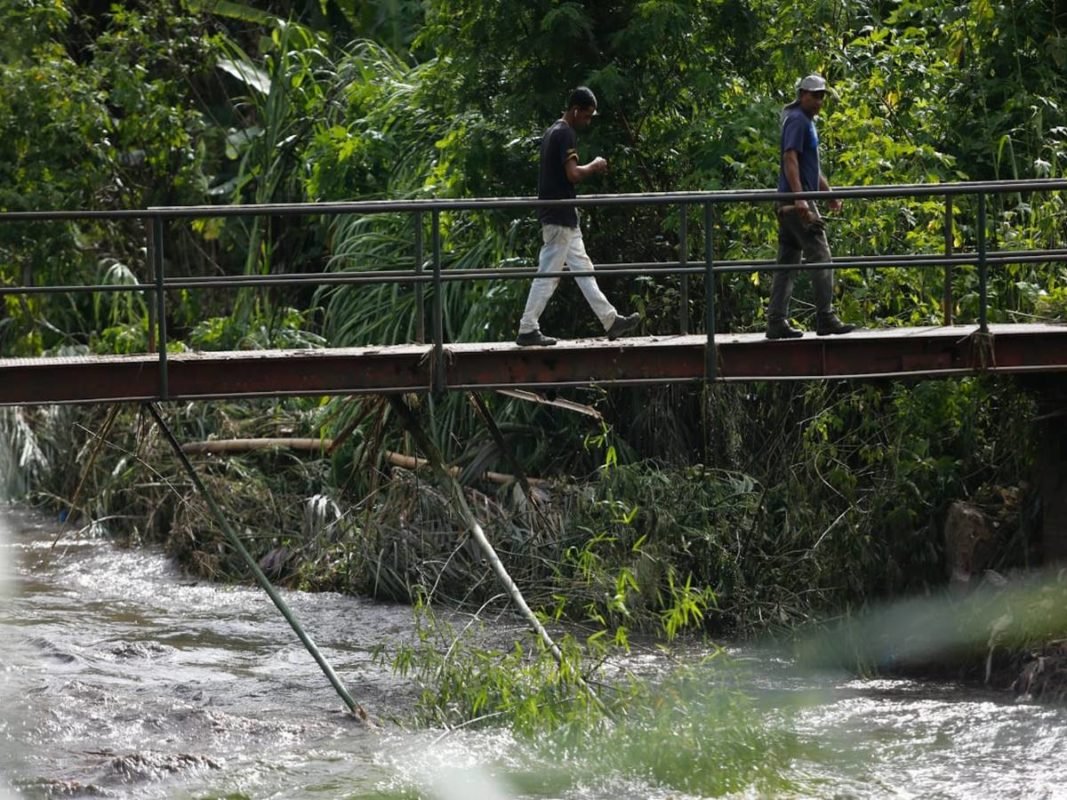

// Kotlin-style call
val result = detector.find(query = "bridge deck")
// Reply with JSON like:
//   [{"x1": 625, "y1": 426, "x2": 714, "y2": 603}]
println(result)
[{"x1": 1, "y1": 323, "x2": 1065, "y2": 406}]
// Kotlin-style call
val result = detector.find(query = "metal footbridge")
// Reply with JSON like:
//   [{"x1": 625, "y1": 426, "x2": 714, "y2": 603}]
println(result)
[{"x1": 3, "y1": 178, "x2": 1067, "y2": 407}]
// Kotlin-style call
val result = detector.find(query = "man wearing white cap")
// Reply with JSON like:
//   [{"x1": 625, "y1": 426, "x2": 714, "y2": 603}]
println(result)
[{"x1": 766, "y1": 74, "x2": 854, "y2": 339}]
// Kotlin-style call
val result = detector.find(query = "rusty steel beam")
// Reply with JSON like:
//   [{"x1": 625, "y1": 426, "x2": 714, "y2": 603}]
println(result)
[{"x1": 2, "y1": 324, "x2": 1067, "y2": 407}]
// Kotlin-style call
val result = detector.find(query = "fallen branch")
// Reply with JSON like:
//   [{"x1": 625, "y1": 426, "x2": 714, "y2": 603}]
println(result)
[
  {"x1": 384, "y1": 450, "x2": 547, "y2": 487},
  {"x1": 181, "y1": 438, "x2": 333, "y2": 454}
]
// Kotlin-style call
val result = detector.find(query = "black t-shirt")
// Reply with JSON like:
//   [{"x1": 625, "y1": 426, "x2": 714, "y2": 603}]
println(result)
[{"x1": 538, "y1": 120, "x2": 579, "y2": 227}]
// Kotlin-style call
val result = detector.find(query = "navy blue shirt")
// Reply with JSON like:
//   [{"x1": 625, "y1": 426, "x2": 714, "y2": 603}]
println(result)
[
  {"x1": 777, "y1": 105, "x2": 821, "y2": 194},
  {"x1": 538, "y1": 120, "x2": 579, "y2": 227}
]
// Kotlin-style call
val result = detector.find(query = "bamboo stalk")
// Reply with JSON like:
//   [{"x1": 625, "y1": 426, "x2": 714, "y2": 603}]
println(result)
[
  {"x1": 385, "y1": 396, "x2": 565, "y2": 664},
  {"x1": 146, "y1": 404, "x2": 371, "y2": 723},
  {"x1": 181, "y1": 438, "x2": 332, "y2": 454},
  {"x1": 384, "y1": 450, "x2": 547, "y2": 488}
]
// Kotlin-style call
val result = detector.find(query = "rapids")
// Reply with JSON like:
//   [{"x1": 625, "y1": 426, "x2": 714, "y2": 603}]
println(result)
[{"x1": 2, "y1": 506, "x2": 1066, "y2": 799}]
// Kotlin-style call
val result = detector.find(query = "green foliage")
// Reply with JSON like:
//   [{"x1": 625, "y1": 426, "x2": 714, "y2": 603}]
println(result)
[
  {"x1": 90, "y1": 2, "x2": 216, "y2": 207},
  {"x1": 89, "y1": 259, "x2": 151, "y2": 354},
  {"x1": 3, "y1": 0, "x2": 1067, "y2": 358},
  {"x1": 0, "y1": 407, "x2": 49, "y2": 501},
  {"x1": 387, "y1": 601, "x2": 798, "y2": 795},
  {"x1": 796, "y1": 568, "x2": 1067, "y2": 686},
  {"x1": 0, "y1": 1, "x2": 223, "y2": 356},
  {"x1": 390, "y1": 600, "x2": 601, "y2": 734},
  {"x1": 4, "y1": 0, "x2": 1067, "y2": 367},
  {"x1": 580, "y1": 662, "x2": 798, "y2": 796},
  {"x1": 552, "y1": 463, "x2": 741, "y2": 634},
  {"x1": 191, "y1": 0, "x2": 426, "y2": 56},
  {"x1": 189, "y1": 305, "x2": 325, "y2": 350}
]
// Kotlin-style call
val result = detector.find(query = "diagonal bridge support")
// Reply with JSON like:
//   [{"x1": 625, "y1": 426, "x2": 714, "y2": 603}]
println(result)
[{"x1": 144, "y1": 402, "x2": 370, "y2": 722}]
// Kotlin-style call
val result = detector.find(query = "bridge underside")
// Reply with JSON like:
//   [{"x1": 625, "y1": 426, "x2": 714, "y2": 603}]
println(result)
[{"x1": 1, "y1": 323, "x2": 1066, "y2": 406}]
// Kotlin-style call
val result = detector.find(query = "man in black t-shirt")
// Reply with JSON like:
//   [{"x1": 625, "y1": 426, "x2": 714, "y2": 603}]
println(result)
[{"x1": 515, "y1": 87, "x2": 640, "y2": 347}]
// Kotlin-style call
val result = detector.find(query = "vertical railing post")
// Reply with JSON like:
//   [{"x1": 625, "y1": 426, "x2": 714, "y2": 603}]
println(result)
[
  {"x1": 144, "y1": 218, "x2": 157, "y2": 354},
  {"x1": 679, "y1": 204, "x2": 689, "y2": 335},
  {"x1": 977, "y1": 192, "x2": 988, "y2": 334},
  {"x1": 943, "y1": 195, "x2": 954, "y2": 326},
  {"x1": 150, "y1": 214, "x2": 169, "y2": 400},
  {"x1": 431, "y1": 208, "x2": 445, "y2": 393},
  {"x1": 704, "y1": 202, "x2": 717, "y2": 381},
  {"x1": 414, "y1": 211, "x2": 425, "y2": 344}
]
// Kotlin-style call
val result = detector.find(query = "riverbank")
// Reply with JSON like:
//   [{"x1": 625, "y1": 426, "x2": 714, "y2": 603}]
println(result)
[
  {"x1": 0, "y1": 375, "x2": 1055, "y2": 697},
  {"x1": 788, "y1": 562, "x2": 1067, "y2": 706}
]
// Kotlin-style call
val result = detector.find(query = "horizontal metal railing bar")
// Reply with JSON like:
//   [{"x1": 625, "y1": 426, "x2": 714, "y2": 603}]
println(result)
[
  {"x1": 151, "y1": 247, "x2": 1067, "y2": 278},
  {"x1": 0, "y1": 267, "x2": 708, "y2": 295},
  {"x1": 676, "y1": 248, "x2": 1067, "y2": 269},
  {"x1": 4, "y1": 247, "x2": 1067, "y2": 297},
  {"x1": 0, "y1": 209, "x2": 160, "y2": 222},
  {"x1": 710, "y1": 251, "x2": 1067, "y2": 274},
  {"x1": 1, "y1": 178, "x2": 1065, "y2": 222},
  {"x1": 136, "y1": 178, "x2": 1067, "y2": 215},
  {"x1": 0, "y1": 284, "x2": 154, "y2": 297}
]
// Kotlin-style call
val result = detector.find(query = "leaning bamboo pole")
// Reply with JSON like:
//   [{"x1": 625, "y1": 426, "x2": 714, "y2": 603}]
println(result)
[
  {"x1": 146, "y1": 404, "x2": 371, "y2": 723},
  {"x1": 386, "y1": 396, "x2": 565, "y2": 663}
]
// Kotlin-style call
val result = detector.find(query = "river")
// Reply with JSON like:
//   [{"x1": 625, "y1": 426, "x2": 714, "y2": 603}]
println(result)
[{"x1": 2, "y1": 505, "x2": 1066, "y2": 799}]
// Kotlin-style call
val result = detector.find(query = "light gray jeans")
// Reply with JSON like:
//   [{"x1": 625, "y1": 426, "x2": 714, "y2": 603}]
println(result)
[
  {"x1": 767, "y1": 209, "x2": 835, "y2": 320},
  {"x1": 518, "y1": 224, "x2": 618, "y2": 334}
]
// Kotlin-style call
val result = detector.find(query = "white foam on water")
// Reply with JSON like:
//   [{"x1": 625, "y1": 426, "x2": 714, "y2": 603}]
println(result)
[
  {"x1": 423, "y1": 766, "x2": 515, "y2": 800},
  {"x1": 379, "y1": 730, "x2": 521, "y2": 800}
]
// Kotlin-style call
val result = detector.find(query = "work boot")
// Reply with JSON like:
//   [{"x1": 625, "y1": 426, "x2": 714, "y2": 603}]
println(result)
[
  {"x1": 606, "y1": 312, "x2": 641, "y2": 340},
  {"x1": 766, "y1": 317, "x2": 804, "y2": 340},
  {"x1": 515, "y1": 329, "x2": 557, "y2": 347},
  {"x1": 815, "y1": 313, "x2": 855, "y2": 336}
]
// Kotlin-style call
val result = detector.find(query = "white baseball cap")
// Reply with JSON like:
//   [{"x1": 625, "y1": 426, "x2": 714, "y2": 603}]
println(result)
[{"x1": 797, "y1": 74, "x2": 828, "y2": 94}]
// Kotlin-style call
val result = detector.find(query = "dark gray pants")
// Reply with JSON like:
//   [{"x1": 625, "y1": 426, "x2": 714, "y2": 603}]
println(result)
[{"x1": 768, "y1": 209, "x2": 834, "y2": 320}]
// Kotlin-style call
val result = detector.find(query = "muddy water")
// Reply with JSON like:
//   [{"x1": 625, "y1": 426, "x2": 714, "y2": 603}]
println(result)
[{"x1": 3, "y1": 506, "x2": 1067, "y2": 799}]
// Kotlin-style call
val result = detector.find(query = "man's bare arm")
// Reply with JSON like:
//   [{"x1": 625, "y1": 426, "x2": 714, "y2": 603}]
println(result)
[{"x1": 565, "y1": 156, "x2": 608, "y2": 184}]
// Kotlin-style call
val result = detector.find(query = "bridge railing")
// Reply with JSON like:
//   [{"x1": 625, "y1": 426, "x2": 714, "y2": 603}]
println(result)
[{"x1": 2, "y1": 178, "x2": 1067, "y2": 394}]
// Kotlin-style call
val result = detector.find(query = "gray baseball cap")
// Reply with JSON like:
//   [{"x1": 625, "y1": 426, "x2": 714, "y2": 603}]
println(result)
[{"x1": 797, "y1": 74, "x2": 828, "y2": 94}]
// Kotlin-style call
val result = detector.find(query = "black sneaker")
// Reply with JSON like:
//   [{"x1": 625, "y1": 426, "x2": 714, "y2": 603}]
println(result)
[
  {"x1": 606, "y1": 312, "x2": 641, "y2": 340},
  {"x1": 515, "y1": 330, "x2": 557, "y2": 347},
  {"x1": 815, "y1": 313, "x2": 855, "y2": 336},
  {"x1": 766, "y1": 318, "x2": 804, "y2": 340}
]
